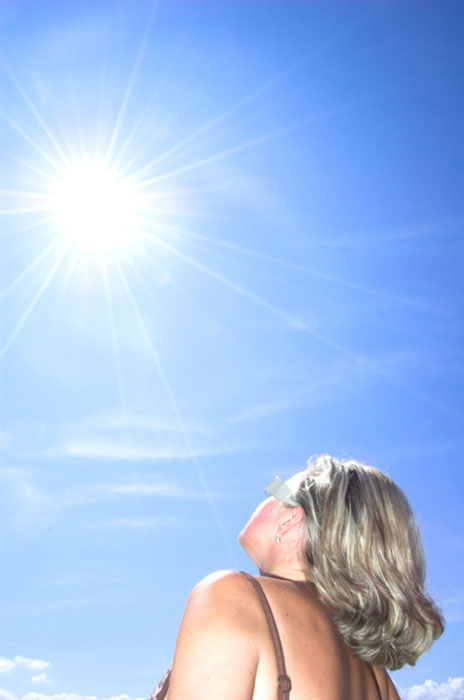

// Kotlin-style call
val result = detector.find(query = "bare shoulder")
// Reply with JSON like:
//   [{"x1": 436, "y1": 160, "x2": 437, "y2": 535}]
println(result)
[
  {"x1": 192, "y1": 568, "x2": 254, "y2": 592},
  {"x1": 193, "y1": 569, "x2": 252, "y2": 592},
  {"x1": 186, "y1": 570, "x2": 260, "y2": 624},
  {"x1": 168, "y1": 571, "x2": 259, "y2": 700}
]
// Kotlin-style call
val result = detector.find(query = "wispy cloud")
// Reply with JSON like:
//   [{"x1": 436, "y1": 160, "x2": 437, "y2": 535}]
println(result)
[
  {"x1": 54, "y1": 410, "x2": 240, "y2": 460},
  {"x1": 57, "y1": 439, "x2": 240, "y2": 461},
  {"x1": 99, "y1": 516, "x2": 180, "y2": 528},
  {"x1": 0, "y1": 469, "x2": 53, "y2": 535},
  {"x1": 99, "y1": 483, "x2": 208, "y2": 499},
  {"x1": 227, "y1": 348, "x2": 457, "y2": 424},
  {"x1": 0, "y1": 467, "x2": 216, "y2": 536},
  {"x1": 228, "y1": 355, "x2": 372, "y2": 423},
  {"x1": 310, "y1": 220, "x2": 460, "y2": 252},
  {"x1": 4, "y1": 410, "x2": 248, "y2": 461},
  {"x1": 399, "y1": 677, "x2": 464, "y2": 700}
]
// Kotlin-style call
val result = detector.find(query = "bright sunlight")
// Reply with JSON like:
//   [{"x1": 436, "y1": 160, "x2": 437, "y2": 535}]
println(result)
[{"x1": 49, "y1": 157, "x2": 142, "y2": 254}]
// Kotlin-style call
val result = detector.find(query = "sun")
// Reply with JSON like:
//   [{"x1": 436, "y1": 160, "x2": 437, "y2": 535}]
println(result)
[{"x1": 48, "y1": 156, "x2": 143, "y2": 254}]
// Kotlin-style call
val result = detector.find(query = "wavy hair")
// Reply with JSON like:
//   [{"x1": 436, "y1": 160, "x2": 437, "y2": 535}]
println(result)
[{"x1": 291, "y1": 455, "x2": 444, "y2": 670}]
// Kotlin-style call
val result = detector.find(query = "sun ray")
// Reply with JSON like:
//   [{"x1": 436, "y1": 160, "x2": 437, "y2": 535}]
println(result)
[
  {"x1": 0, "y1": 214, "x2": 57, "y2": 242},
  {"x1": 0, "y1": 204, "x2": 55, "y2": 216},
  {"x1": 129, "y1": 113, "x2": 340, "y2": 191},
  {"x1": 0, "y1": 235, "x2": 63, "y2": 300},
  {"x1": 0, "y1": 0, "x2": 451, "y2": 438},
  {"x1": 157, "y1": 221, "x2": 453, "y2": 319},
  {"x1": 0, "y1": 189, "x2": 57, "y2": 218},
  {"x1": 111, "y1": 36, "x2": 189, "y2": 174},
  {"x1": 137, "y1": 58, "x2": 312, "y2": 179},
  {"x1": 1, "y1": 60, "x2": 70, "y2": 166},
  {"x1": 131, "y1": 7, "x2": 375, "y2": 178},
  {"x1": 0, "y1": 147, "x2": 62, "y2": 186},
  {"x1": 141, "y1": 228, "x2": 309, "y2": 330},
  {"x1": 48, "y1": 246, "x2": 81, "y2": 332},
  {"x1": 138, "y1": 228, "x2": 458, "y2": 417},
  {"x1": 114, "y1": 259, "x2": 236, "y2": 563},
  {"x1": 0, "y1": 243, "x2": 70, "y2": 360},
  {"x1": 117, "y1": 252, "x2": 158, "y2": 300},
  {"x1": 111, "y1": 99, "x2": 160, "y2": 174},
  {"x1": 104, "y1": 1, "x2": 160, "y2": 167},
  {"x1": 100, "y1": 257, "x2": 127, "y2": 411},
  {"x1": 0, "y1": 110, "x2": 65, "y2": 174}
]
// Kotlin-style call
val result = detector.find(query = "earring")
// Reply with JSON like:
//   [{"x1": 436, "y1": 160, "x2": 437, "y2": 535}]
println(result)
[{"x1": 275, "y1": 533, "x2": 281, "y2": 545}]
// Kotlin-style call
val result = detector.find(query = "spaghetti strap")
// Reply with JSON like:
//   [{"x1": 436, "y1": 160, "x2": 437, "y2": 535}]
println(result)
[
  {"x1": 240, "y1": 571, "x2": 292, "y2": 700},
  {"x1": 369, "y1": 665, "x2": 383, "y2": 699}
]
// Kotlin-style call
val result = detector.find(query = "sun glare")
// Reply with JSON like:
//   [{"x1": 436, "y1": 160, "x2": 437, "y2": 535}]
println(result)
[{"x1": 49, "y1": 158, "x2": 142, "y2": 254}]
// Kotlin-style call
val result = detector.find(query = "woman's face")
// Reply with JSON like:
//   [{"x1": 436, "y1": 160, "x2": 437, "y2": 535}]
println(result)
[
  {"x1": 238, "y1": 496, "x2": 282, "y2": 569},
  {"x1": 238, "y1": 471, "x2": 306, "y2": 571},
  {"x1": 238, "y1": 471, "x2": 306, "y2": 568}
]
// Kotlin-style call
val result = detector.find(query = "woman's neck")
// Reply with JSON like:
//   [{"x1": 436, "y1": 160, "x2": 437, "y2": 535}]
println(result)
[{"x1": 258, "y1": 565, "x2": 307, "y2": 582}]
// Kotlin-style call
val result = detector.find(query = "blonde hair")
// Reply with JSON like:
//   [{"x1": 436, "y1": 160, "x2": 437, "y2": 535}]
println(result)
[{"x1": 292, "y1": 455, "x2": 444, "y2": 670}]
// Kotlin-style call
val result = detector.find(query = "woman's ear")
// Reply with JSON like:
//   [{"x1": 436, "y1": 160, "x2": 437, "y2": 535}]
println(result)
[{"x1": 277, "y1": 506, "x2": 304, "y2": 536}]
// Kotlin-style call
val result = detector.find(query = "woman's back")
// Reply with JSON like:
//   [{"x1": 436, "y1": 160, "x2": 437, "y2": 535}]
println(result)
[
  {"x1": 250, "y1": 574, "x2": 398, "y2": 700},
  {"x1": 164, "y1": 570, "x2": 400, "y2": 700}
]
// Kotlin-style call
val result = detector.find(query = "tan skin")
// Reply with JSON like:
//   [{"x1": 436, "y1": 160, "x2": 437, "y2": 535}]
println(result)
[{"x1": 165, "y1": 487, "x2": 402, "y2": 700}]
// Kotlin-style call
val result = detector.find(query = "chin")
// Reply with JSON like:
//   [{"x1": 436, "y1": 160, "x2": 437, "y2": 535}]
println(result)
[
  {"x1": 238, "y1": 531, "x2": 261, "y2": 568},
  {"x1": 237, "y1": 528, "x2": 247, "y2": 549}
]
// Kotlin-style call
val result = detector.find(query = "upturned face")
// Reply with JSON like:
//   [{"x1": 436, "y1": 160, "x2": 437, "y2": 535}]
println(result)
[
  {"x1": 238, "y1": 471, "x2": 307, "y2": 569},
  {"x1": 238, "y1": 496, "x2": 283, "y2": 569}
]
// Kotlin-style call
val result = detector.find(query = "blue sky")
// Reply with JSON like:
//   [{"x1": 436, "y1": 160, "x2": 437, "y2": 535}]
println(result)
[{"x1": 0, "y1": 1, "x2": 463, "y2": 699}]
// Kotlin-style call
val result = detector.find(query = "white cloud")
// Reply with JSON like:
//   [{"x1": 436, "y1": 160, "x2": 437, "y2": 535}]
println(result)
[
  {"x1": 402, "y1": 678, "x2": 464, "y2": 700},
  {"x1": 0, "y1": 658, "x2": 51, "y2": 676},
  {"x1": 21, "y1": 694, "x2": 144, "y2": 700},
  {"x1": 0, "y1": 661, "x2": 15, "y2": 675},
  {"x1": 3, "y1": 676, "x2": 463, "y2": 700},
  {"x1": 0, "y1": 690, "x2": 16, "y2": 700},
  {"x1": 14, "y1": 658, "x2": 51, "y2": 673},
  {"x1": 23, "y1": 694, "x2": 98, "y2": 700},
  {"x1": 31, "y1": 676, "x2": 52, "y2": 685}
]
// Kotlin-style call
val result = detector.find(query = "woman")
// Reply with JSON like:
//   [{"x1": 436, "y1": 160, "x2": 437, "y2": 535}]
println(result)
[{"x1": 150, "y1": 455, "x2": 444, "y2": 699}]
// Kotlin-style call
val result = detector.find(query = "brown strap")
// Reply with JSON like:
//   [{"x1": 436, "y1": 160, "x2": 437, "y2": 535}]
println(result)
[
  {"x1": 240, "y1": 571, "x2": 292, "y2": 700},
  {"x1": 370, "y1": 665, "x2": 382, "y2": 699}
]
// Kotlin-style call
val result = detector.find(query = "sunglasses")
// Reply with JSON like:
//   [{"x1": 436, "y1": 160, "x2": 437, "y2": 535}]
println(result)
[{"x1": 265, "y1": 476, "x2": 299, "y2": 507}]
